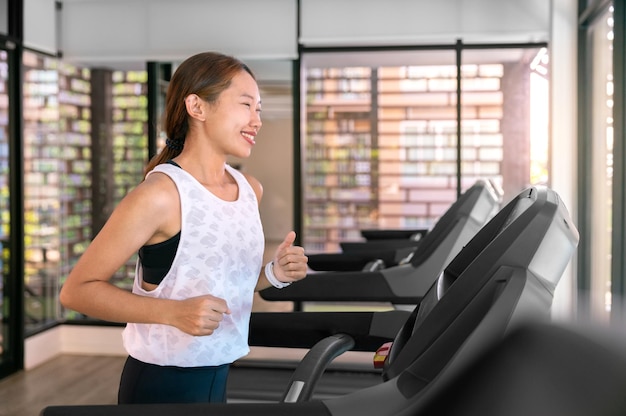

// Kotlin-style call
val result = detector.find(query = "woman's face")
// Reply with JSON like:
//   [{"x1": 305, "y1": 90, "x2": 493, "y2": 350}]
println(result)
[{"x1": 203, "y1": 70, "x2": 263, "y2": 159}]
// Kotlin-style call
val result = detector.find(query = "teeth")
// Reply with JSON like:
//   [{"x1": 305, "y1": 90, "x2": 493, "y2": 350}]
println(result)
[{"x1": 242, "y1": 132, "x2": 255, "y2": 142}]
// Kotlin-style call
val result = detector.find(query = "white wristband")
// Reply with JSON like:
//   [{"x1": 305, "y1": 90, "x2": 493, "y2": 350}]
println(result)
[{"x1": 265, "y1": 261, "x2": 292, "y2": 289}]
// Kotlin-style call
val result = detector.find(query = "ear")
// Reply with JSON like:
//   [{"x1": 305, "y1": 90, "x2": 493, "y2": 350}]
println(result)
[{"x1": 184, "y1": 94, "x2": 206, "y2": 121}]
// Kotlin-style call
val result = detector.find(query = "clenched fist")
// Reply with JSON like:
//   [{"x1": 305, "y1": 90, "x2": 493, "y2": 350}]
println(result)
[{"x1": 171, "y1": 294, "x2": 231, "y2": 336}]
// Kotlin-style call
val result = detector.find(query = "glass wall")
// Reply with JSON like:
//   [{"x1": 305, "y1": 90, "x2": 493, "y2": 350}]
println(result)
[
  {"x1": 22, "y1": 51, "x2": 93, "y2": 331},
  {"x1": 461, "y1": 48, "x2": 549, "y2": 201},
  {"x1": 377, "y1": 52, "x2": 460, "y2": 232},
  {"x1": 300, "y1": 45, "x2": 550, "y2": 254},
  {"x1": 20, "y1": 50, "x2": 148, "y2": 327}
]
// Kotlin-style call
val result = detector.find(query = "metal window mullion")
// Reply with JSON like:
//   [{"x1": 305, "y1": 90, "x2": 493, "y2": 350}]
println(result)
[{"x1": 611, "y1": 0, "x2": 626, "y2": 323}]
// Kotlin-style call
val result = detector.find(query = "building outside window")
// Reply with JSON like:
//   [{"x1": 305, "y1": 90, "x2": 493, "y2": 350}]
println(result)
[
  {"x1": 300, "y1": 46, "x2": 549, "y2": 254},
  {"x1": 20, "y1": 51, "x2": 148, "y2": 328}
]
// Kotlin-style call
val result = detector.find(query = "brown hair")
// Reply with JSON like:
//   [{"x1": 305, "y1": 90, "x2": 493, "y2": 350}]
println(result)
[{"x1": 145, "y1": 52, "x2": 255, "y2": 174}]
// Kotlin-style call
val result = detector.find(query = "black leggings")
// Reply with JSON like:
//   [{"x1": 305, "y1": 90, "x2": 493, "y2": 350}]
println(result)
[{"x1": 118, "y1": 356, "x2": 230, "y2": 404}]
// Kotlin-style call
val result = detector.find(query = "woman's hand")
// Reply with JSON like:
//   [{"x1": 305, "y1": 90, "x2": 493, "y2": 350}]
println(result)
[
  {"x1": 169, "y1": 294, "x2": 231, "y2": 336},
  {"x1": 272, "y1": 231, "x2": 308, "y2": 284}
]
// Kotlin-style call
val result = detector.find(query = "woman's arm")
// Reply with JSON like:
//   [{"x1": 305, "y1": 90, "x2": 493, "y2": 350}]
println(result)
[{"x1": 59, "y1": 173, "x2": 230, "y2": 336}]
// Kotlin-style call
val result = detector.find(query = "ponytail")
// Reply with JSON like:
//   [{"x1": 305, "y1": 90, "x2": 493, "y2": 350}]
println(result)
[{"x1": 144, "y1": 141, "x2": 183, "y2": 176}]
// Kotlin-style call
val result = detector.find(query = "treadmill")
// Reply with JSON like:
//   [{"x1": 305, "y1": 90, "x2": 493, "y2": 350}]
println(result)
[
  {"x1": 42, "y1": 186, "x2": 579, "y2": 416},
  {"x1": 306, "y1": 179, "x2": 502, "y2": 273},
  {"x1": 261, "y1": 179, "x2": 501, "y2": 306}
]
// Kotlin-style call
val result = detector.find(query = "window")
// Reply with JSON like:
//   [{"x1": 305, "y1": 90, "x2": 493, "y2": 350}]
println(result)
[
  {"x1": 21, "y1": 51, "x2": 148, "y2": 326},
  {"x1": 22, "y1": 51, "x2": 92, "y2": 331},
  {"x1": 300, "y1": 45, "x2": 550, "y2": 254}
]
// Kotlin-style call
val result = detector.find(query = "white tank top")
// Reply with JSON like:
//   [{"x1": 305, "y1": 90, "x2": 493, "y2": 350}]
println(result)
[{"x1": 122, "y1": 163, "x2": 264, "y2": 367}]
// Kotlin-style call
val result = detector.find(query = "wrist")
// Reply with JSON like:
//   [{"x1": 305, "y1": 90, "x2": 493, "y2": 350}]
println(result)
[{"x1": 265, "y1": 261, "x2": 292, "y2": 289}]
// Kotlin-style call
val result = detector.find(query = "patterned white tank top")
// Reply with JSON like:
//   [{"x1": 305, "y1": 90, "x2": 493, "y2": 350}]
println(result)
[{"x1": 122, "y1": 163, "x2": 264, "y2": 367}]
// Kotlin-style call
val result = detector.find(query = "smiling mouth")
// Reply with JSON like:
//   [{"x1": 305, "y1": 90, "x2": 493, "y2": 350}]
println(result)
[{"x1": 242, "y1": 132, "x2": 256, "y2": 145}]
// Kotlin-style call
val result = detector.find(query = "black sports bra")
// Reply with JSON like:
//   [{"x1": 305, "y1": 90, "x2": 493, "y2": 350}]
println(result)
[
  {"x1": 138, "y1": 231, "x2": 181, "y2": 285},
  {"x1": 138, "y1": 160, "x2": 182, "y2": 285}
]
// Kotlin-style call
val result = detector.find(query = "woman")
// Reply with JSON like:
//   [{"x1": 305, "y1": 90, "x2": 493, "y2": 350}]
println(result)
[{"x1": 59, "y1": 51, "x2": 308, "y2": 404}]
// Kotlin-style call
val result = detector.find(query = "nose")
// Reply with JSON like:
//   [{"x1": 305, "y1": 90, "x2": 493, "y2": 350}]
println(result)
[{"x1": 251, "y1": 110, "x2": 262, "y2": 129}]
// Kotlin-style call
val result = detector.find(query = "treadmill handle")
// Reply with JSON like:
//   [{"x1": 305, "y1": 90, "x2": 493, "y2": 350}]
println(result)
[{"x1": 282, "y1": 333, "x2": 355, "y2": 403}]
